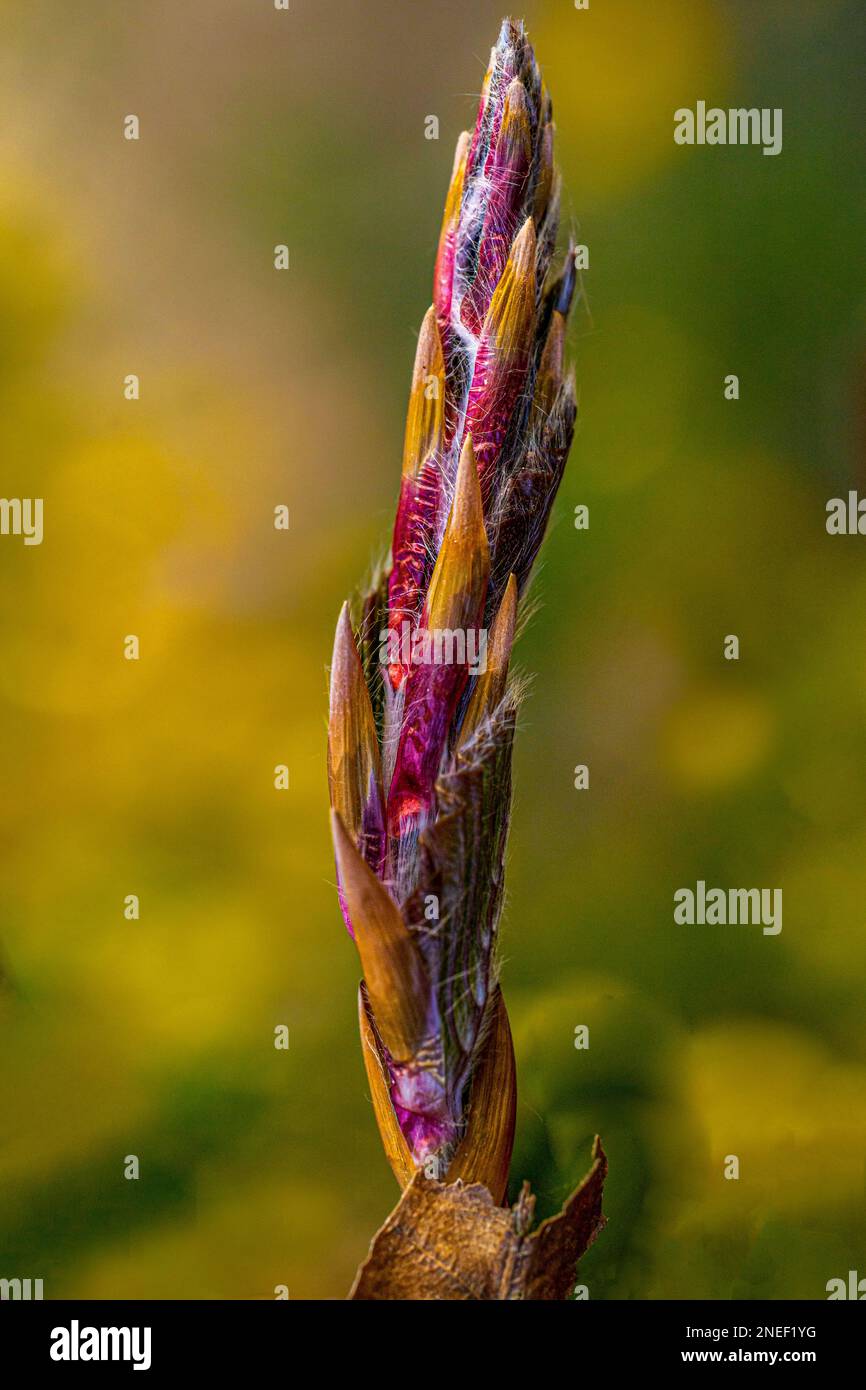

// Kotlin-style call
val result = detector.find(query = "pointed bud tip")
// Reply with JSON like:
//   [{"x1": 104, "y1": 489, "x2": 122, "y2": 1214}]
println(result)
[
  {"x1": 409, "y1": 305, "x2": 444, "y2": 390},
  {"x1": 446, "y1": 988, "x2": 516, "y2": 1203},
  {"x1": 499, "y1": 80, "x2": 532, "y2": 161},
  {"x1": 335, "y1": 599, "x2": 352, "y2": 639},
  {"x1": 403, "y1": 309, "x2": 445, "y2": 477},
  {"x1": 454, "y1": 434, "x2": 483, "y2": 525},
  {"x1": 329, "y1": 604, "x2": 360, "y2": 705},
  {"x1": 331, "y1": 810, "x2": 429, "y2": 1063},
  {"x1": 452, "y1": 129, "x2": 470, "y2": 173},
  {"x1": 511, "y1": 217, "x2": 537, "y2": 273},
  {"x1": 489, "y1": 573, "x2": 518, "y2": 668},
  {"x1": 459, "y1": 572, "x2": 517, "y2": 742},
  {"x1": 501, "y1": 572, "x2": 518, "y2": 623},
  {"x1": 555, "y1": 246, "x2": 579, "y2": 317},
  {"x1": 443, "y1": 135, "x2": 469, "y2": 224},
  {"x1": 484, "y1": 219, "x2": 537, "y2": 355},
  {"x1": 425, "y1": 434, "x2": 489, "y2": 632},
  {"x1": 503, "y1": 76, "x2": 529, "y2": 110},
  {"x1": 328, "y1": 611, "x2": 383, "y2": 849},
  {"x1": 538, "y1": 310, "x2": 566, "y2": 391},
  {"x1": 496, "y1": 16, "x2": 524, "y2": 54}
]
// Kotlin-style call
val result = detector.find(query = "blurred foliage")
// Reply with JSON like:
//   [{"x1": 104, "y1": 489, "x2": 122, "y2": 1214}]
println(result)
[{"x1": 0, "y1": 0, "x2": 864, "y2": 1298}]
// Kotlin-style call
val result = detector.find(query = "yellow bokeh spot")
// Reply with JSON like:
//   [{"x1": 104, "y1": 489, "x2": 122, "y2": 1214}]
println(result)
[
  {"x1": 685, "y1": 1022, "x2": 866, "y2": 1215},
  {"x1": 533, "y1": 0, "x2": 730, "y2": 202},
  {"x1": 664, "y1": 687, "x2": 772, "y2": 789}
]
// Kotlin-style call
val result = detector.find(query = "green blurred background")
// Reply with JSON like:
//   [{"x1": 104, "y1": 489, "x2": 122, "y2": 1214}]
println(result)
[{"x1": 1, "y1": 0, "x2": 864, "y2": 1299}]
